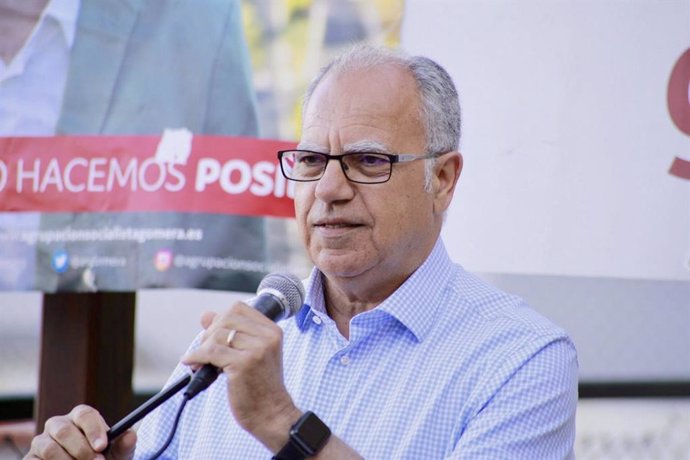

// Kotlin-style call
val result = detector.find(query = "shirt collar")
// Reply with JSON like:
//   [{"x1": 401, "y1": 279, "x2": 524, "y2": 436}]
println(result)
[
  {"x1": 294, "y1": 238, "x2": 455, "y2": 342},
  {"x1": 294, "y1": 269, "x2": 328, "y2": 329},
  {"x1": 42, "y1": 0, "x2": 81, "y2": 49}
]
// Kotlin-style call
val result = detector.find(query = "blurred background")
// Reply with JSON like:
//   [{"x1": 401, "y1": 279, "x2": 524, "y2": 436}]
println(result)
[{"x1": 1, "y1": 0, "x2": 689, "y2": 458}]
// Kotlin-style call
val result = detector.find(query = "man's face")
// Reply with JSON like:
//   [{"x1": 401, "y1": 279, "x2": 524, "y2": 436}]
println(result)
[{"x1": 294, "y1": 64, "x2": 442, "y2": 287}]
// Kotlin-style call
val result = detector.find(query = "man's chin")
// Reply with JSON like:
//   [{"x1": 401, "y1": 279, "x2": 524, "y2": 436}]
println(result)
[{"x1": 314, "y1": 252, "x2": 373, "y2": 279}]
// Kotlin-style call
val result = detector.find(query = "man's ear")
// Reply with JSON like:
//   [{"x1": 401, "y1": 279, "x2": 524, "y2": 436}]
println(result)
[{"x1": 432, "y1": 151, "x2": 462, "y2": 214}]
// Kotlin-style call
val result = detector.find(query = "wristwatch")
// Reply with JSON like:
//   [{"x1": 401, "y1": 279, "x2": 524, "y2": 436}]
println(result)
[{"x1": 272, "y1": 411, "x2": 331, "y2": 459}]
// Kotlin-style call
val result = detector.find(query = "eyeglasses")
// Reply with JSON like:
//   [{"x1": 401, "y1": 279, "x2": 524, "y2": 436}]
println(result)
[{"x1": 277, "y1": 149, "x2": 441, "y2": 184}]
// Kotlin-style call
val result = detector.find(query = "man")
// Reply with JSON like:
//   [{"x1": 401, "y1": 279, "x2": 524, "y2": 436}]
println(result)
[{"x1": 26, "y1": 46, "x2": 578, "y2": 459}]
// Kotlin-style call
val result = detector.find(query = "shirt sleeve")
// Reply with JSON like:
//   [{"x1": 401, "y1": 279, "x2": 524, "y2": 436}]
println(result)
[{"x1": 449, "y1": 336, "x2": 578, "y2": 460}]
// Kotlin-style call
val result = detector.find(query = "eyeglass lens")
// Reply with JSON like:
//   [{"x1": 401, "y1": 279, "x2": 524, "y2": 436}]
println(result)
[{"x1": 281, "y1": 151, "x2": 392, "y2": 183}]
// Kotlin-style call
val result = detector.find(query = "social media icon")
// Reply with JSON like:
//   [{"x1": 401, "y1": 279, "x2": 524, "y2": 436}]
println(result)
[
  {"x1": 52, "y1": 249, "x2": 69, "y2": 273},
  {"x1": 155, "y1": 249, "x2": 173, "y2": 272}
]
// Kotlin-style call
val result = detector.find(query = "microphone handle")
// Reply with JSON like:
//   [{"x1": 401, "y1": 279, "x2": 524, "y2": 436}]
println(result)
[
  {"x1": 183, "y1": 363, "x2": 220, "y2": 399},
  {"x1": 106, "y1": 372, "x2": 191, "y2": 443}
]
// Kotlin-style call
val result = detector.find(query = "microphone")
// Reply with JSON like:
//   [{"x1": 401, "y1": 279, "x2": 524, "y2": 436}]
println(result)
[
  {"x1": 184, "y1": 272, "x2": 305, "y2": 399},
  {"x1": 106, "y1": 272, "x2": 305, "y2": 443}
]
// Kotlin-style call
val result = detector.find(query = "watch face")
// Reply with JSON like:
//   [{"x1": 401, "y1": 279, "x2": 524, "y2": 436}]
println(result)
[{"x1": 292, "y1": 412, "x2": 331, "y2": 454}]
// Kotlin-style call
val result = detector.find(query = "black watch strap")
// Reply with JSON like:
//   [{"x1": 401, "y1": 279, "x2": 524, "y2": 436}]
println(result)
[
  {"x1": 272, "y1": 411, "x2": 331, "y2": 460},
  {"x1": 273, "y1": 440, "x2": 308, "y2": 460}
]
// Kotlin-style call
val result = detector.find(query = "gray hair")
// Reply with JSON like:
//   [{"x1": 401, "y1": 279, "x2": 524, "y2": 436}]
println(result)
[{"x1": 302, "y1": 46, "x2": 461, "y2": 190}]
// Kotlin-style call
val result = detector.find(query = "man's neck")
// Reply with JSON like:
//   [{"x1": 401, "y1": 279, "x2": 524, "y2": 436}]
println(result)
[
  {"x1": 317, "y1": 232, "x2": 441, "y2": 338},
  {"x1": 321, "y1": 260, "x2": 424, "y2": 339},
  {"x1": 0, "y1": 0, "x2": 49, "y2": 64},
  {"x1": 322, "y1": 281, "x2": 382, "y2": 339}
]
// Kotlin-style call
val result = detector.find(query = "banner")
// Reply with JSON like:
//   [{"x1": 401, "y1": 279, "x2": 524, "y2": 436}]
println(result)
[
  {"x1": 0, "y1": 134, "x2": 313, "y2": 293},
  {"x1": 0, "y1": 133, "x2": 296, "y2": 217}
]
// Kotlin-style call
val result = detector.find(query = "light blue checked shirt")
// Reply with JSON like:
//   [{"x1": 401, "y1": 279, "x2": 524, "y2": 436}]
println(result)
[{"x1": 135, "y1": 239, "x2": 578, "y2": 459}]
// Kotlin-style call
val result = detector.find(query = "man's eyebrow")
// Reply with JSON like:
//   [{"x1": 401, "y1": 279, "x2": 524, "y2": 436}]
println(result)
[
  {"x1": 296, "y1": 141, "x2": 326, "y2": 152},
  {"x1": 342, "y1": 140, "x2": 390, "y2": 154},
  {"x1": 295, "y1": 140, "x2": 391, "y2": 154}
]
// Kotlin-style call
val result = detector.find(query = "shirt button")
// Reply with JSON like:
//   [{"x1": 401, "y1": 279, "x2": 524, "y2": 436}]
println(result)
[
  {"x1": 339, "y1": 355, "x2": 351, "y2": 366},
  {"x1": 312, "y1": 315, "x2": 322, "y2": 325}
]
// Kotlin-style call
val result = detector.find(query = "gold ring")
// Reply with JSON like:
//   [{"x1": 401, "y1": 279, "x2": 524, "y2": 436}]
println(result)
[{"x1": 226, "y1": 329, "x2": 237, "y2": 347}]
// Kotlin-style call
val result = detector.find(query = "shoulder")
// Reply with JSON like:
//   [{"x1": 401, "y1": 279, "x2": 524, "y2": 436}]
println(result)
[
  {"x1": 435, "y1": 265, "x2": 577, "y2": 387},
  {"x1": 444, "y1": 265, "x2": 572, "y2": 343}
]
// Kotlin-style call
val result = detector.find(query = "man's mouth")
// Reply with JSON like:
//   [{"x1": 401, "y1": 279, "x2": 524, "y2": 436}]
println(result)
[{"x1": 313, "y1": 220, "x2": 362, "y2": 229}]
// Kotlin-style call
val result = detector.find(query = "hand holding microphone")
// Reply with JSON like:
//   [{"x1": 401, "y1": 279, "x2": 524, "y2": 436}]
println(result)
[
  {"x1": 183, "y1": 272, "x2": 305, "y2": 399},
  {"x1": 103, "y1": 272, "x2": 304, "y2": 452},
  {"x1": 180, "y1": 271, "x2": 306, "y2": 450}
]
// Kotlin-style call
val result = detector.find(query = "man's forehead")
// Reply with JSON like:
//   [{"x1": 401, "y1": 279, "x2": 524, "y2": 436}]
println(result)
[
  {"x1": 298, "y1": 65, "x2": 426, "y2": 154},
  {"x1": 305, "y1": 64, "x2": 419, "y2": 116}
]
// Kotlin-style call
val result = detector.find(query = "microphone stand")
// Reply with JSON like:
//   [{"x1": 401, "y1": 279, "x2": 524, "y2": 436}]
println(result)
[{"x1": 107, "y1": 373, "x2": 191, "y2": 443}]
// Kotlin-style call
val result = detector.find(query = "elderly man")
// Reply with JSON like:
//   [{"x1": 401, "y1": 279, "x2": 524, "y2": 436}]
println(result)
[{"x1": 27, "y1": 46, "x2": 578, "y2": 459}]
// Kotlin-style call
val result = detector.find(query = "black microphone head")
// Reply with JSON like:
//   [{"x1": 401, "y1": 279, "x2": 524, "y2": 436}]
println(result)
[{"x1": 256, "y1": 272, "x2": 305, "y2": 319}]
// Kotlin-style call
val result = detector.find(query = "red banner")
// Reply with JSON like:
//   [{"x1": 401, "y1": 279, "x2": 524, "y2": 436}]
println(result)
[{"x1": 0, "y1": 135, "x2": 297, "y2": 217}]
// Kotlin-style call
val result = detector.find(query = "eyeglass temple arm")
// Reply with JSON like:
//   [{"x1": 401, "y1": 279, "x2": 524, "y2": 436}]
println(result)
[{"x1": 395, "y1": 153, "x2": 440, "y2": 163}]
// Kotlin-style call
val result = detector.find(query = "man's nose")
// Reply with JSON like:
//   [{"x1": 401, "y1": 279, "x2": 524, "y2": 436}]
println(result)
[{"x1": 314, "y1": 158, "x2": 354, "y2": 202}]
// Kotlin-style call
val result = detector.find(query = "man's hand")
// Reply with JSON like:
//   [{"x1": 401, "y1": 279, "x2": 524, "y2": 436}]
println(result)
[
  {"x1": 25, "y1": 405, "x2": 136, "y2": 460},
  {"x1": 182, "y1": 303, "x2": 301, "y2": 452}
]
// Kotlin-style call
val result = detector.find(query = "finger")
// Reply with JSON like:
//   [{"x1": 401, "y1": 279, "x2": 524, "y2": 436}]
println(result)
[
  {"x1": 204, "y1": 309, "x2": 284, "y2": 354},
  {"x1": 109, "y1": 429, "x2": 137, "y2": 460},
  {"x1": 27, "y1": 432, "x2": 72, "y2": 460},
  {"x1": 200, "y1": 310, "x2": 217, "y2": 329},
  {"x1": 195, "y1": 325, "x2": 240, "y2": 359},
  {"x1": 218, "y1": 305, "x2": 280, "y2": 338},
  {"x1": 182, "y1": 339, "x2": 237, "y2": 369},
  {"x1": 198, "y1": 306, "x2": 272, "y2": 347},
  {"x1": 229, "y1": 301, "x2": 280, "y2": 325},
  {"x1": 198, "y1": 305, "x2": 247, "y2": 342},
  {"x1": 215, "y1": 326, "x2": 281, "y2": 352},
  {"x1": 44, "y1": 414, "x2": 98, "y2": 459},
  {"x1": 184, "y1": 304, "x2": 281, "y2": 368},
  {"x1": 69, "y1": 404, "x2": 109, "y2": 451},
  {"x1": 199, "y1": 328, "x2": 248, "y2": 351},
  {"x1": 203, "y1": 317, "x2": 279, "y2": 353},
  {"x1": 181, "y1": 328, "x2": 240, "y2": 369},
  {"x1": 184, "y1": 327, "x2": 284, "y2": 374}
]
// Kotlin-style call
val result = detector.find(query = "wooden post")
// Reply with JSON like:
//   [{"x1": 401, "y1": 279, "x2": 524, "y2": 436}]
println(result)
[{"x1": 35, "y1": 292, "x2": 136, "y2": 431}]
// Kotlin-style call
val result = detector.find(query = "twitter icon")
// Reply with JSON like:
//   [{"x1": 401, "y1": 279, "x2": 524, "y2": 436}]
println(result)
[{"x1": 52, "y1": 249, "x2": 70, "y2": 273}]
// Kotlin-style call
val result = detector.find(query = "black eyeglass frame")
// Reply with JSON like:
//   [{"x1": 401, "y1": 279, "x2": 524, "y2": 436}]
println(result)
[{"x1": 277, "y1": 149, "x2": 445, "y2": 184}]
